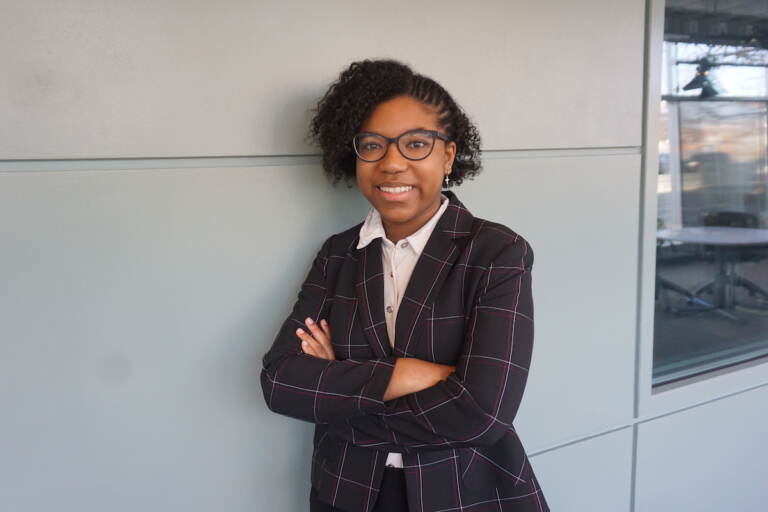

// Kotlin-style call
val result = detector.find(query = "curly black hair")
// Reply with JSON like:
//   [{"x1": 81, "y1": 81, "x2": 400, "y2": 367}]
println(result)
[{"x1": 308, "y1": 59, "x2": 482, "y2": 188}]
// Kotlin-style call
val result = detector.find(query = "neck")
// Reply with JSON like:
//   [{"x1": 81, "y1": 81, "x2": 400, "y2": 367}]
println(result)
[{"x1": 382, "y1": 196, "x2": 443, "y2": 244}]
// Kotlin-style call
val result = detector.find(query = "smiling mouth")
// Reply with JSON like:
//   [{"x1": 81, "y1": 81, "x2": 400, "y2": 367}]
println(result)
[{"x1": 377, "y1": 185, "x2": 414, "y2": 194}]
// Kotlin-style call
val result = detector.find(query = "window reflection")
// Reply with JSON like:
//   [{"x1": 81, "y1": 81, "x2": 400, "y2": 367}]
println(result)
[{"x1": 653, "y1": 28, "x2": 768, "y2": 384}]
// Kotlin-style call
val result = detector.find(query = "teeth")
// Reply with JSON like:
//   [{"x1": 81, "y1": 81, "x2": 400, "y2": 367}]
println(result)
[{"x1": 379, "y1": 185, "x2": 413, "y2": 194}]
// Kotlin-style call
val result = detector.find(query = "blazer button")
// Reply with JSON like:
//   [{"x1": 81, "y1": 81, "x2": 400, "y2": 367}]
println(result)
[{"x1": 386, "y1": 305, "x2": 393, "y2": 314}]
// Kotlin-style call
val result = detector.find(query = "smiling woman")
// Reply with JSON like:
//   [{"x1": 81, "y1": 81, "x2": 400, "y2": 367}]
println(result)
[
  {"x1": 355, "y1": 96, "x2": 457, "y2": 243},
  {"x1": 260, "y1": 59, "x2": 549, "y2": 512}
]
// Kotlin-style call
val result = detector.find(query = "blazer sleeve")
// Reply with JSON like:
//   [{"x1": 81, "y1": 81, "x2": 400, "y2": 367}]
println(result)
[
  {"x1": 327, "y1": 236, "x2": 535, "y2": 451},
  {"x1": 260, "y1": 236, "x2": 399, "y2": 424}
]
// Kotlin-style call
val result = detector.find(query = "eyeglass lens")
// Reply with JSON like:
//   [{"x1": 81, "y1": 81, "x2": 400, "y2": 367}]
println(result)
[{"x1": 354, "y1": 131, "x2": 436, "y2": 162}]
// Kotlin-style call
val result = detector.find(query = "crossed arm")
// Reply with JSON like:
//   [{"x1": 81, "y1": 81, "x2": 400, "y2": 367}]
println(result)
[
  {"x1": 297, "y1": 317, "x2": 454, "y2": 401},
  {"x1": 261, "y1": 235, "x2": 534, "y2": 452},
  {"x1": 260, "y1": 237, "x2": 452, "y2": 424}
]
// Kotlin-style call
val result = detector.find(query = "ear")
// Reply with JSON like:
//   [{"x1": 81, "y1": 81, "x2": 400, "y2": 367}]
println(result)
[{"x1": 443, "y1": 141, "x2": 457, "y2": 173}]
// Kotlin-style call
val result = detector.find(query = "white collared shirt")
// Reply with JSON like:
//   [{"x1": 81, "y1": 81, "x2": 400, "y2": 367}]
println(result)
[{"x1": 356, "y1": 193, "x2": 449, "y2": 468}]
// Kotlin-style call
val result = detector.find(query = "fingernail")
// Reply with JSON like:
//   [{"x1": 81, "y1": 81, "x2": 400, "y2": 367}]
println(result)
[
  {"x1": 306, "y1": 317, "x2": 314, "y2": 325},
  {"x1": 302, "y1": 341, "x2": 308, "y2": 346},
  {"x1": 296, "y1": 328, "x2": 304, "y2": 334},
  {"x1": 321, "y1": 319, "x2": 327, "y2": 325}
]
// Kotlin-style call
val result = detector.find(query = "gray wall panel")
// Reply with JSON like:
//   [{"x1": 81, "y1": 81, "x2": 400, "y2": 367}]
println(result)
[
  {"x1": 1, "y1": 0, "x2": 644, "y2": 159},
  {"x1": 635, "y1": 385, "x2": 768, "y2": 512},
  {"x1": 530, "y1": 428, "x2": 633, "y2": 512},
  {"x1": 0, "y1": 164, "x2": 367, "y2": 512}
]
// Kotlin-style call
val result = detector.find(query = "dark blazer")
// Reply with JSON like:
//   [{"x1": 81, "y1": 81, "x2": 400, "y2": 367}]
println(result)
[{"x1": 261, "y1": 191, "x2": 549, "y2": 512}]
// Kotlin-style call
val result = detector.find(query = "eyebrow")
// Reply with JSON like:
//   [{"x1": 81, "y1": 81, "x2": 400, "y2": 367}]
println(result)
[{"x1": 359, "y1": 127, "x2": 434, "y2": 135}]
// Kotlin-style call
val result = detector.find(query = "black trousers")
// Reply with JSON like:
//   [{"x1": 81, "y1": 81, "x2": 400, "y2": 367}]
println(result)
[{"x1": 309, "y1": 467, "x2": 409, "y2": 512}]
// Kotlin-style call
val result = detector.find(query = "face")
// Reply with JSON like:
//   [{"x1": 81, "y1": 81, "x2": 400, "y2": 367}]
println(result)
[{"x1": 355, "y1": 95, "x2": 457, "y2": 243}]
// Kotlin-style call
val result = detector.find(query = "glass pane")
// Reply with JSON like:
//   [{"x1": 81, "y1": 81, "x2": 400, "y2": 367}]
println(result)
[
  {"x1": 662, "y1": 42, "x2": 768, "y2": 98},
  {"x1": 653, "y1": 44, "x2": 768, "y2": 385},
  {"x1": 678, "y1": 101, "x2": 768, "y2": 226}
]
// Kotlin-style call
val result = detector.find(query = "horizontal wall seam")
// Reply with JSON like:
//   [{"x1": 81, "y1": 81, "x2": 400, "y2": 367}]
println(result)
[
  {"x1": 528, "y1": 378, "x2": 768, "y2": 457},
  {"x1": 0, "y1": 146, "x2": 641, "y2": 173}
]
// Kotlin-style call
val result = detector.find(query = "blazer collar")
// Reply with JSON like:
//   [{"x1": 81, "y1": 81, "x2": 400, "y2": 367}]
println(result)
[
  {"x1": 354, "y1": 190, "x2": 474, "y2": 358},
  {"x1": 356, "y1": 193, "x2": 450, "y2": 254}
]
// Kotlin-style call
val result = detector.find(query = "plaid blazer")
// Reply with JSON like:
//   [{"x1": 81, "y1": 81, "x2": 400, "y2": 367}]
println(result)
[{"x1": 261, "y1": 191, "x2": 549, "y2": 512}]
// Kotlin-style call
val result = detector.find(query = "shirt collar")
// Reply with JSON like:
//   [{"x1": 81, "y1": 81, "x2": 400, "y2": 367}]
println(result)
[{"x1": 356, "y1": 193, "x2": 450, "y2": 254}]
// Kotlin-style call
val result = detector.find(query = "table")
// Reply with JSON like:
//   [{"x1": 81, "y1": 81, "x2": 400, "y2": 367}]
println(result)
[{"x1": 656, "y1": 226, "x2": 768, "y2": 318}]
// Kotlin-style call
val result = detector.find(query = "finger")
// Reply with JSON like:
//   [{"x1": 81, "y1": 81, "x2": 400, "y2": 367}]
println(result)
[
  {"x1": 320, "y1": 320, "x2": 335, "y2": 360},
  {"x1": 302, "y1": 340, "x2": 320, "y2": 358},
  {"x1": 304, "y1": 318, "x2": 333, "y2": 359},
  {"x1": 297, "y1": 328, "x2": 331, "y2": 360},
  {"x1": 296, "y1": 328, "x2": 322, "y2": 358},
  {"x1": 320, "y1": 319, "x2": 332, "y2": 338},
  {"x1": 304, "y1": 317, "x2": 327, "y2": 343}
]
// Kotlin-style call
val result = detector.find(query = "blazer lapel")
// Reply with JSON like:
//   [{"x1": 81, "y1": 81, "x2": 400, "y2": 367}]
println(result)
[
  {"x1": 354, "y1": 237, "x2": 392, "y2": 358},
  {"x1": 393, "y1": 191, "x2": 474, "y2": 356}
]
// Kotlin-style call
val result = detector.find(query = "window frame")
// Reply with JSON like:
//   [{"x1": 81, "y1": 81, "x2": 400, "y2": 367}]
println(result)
[{"x1": 637, "y1": 0, "x2": 768, "y2": 417}]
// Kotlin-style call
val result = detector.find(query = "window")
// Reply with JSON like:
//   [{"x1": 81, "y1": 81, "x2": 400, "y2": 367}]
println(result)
[{"x1": 653, "y1": 3, "x2": 768, "y2": 386}]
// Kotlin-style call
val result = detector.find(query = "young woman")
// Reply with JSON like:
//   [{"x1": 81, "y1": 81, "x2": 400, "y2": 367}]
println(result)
[{"x1": 261, "y1": 59, "x2": 549, "y2": 512}]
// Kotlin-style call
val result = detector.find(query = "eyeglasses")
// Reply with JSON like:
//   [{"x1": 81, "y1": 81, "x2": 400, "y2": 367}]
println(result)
[{"x1": 352, "y1": 129, "x2": 450, "y2": 163}]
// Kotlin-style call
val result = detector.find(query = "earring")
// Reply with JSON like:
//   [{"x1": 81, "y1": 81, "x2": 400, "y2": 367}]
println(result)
[{"x1": 444, "y1": 174, "x2": 450, "y2": 187}]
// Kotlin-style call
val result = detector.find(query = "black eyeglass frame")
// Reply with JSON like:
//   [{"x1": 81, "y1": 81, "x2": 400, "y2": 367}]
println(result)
[{"x1": 352, "y1": 129, "x2": 451, "y2": 163}]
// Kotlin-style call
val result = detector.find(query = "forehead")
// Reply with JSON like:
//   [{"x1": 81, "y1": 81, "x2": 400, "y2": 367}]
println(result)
[{"x1": 360, "y1": 95, "x2": 441, "y2": 135}]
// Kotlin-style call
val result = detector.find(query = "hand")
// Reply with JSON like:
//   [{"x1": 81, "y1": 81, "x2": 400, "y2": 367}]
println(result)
[{"x1": 296, "y1": 317, "x2": 335, "y2": 360}]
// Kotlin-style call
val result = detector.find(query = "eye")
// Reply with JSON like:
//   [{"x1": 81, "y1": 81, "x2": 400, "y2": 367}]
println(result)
[
  {"x1": 362, "y1": 142, "x2": 382, "y2": 151},
  {"x1": 406, "y1": 140, "x2": 427, "y2": 149},
  {"x1": 402, "y1": 134, "x2": 433, "y2": 150}
]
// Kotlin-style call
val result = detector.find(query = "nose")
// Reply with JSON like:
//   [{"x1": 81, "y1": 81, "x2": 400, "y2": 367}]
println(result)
[{"x1": 378, "y1": 141, "x2": 408, "y2": 173}]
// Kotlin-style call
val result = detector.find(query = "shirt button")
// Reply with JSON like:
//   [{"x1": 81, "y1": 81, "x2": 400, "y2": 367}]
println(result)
[
  {"x1": 400, "y1": 241, "x2": 409, "y2": 248},
  {"x1": 389, "y1": 272, "x2": 394, "y2": 278},
  {"x1": 386, "y1": 305, "x2": 393, "y2": 314}
]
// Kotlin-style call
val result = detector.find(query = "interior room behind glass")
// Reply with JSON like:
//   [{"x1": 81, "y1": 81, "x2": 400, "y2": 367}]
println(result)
[{"x1": 653, "y1": 0, "x2": 768, "y2": 386}]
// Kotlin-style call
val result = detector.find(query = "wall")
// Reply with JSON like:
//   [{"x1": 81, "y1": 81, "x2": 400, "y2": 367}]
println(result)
[{"x1": 1, "y1": 1, "x2": 765, "y2": 511}]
